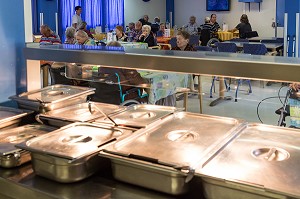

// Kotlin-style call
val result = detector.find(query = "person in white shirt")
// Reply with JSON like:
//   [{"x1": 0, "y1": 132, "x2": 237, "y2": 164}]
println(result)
[
  {"x1": 72, "y1": 6, "x2": 82, "y2": 30},
  {"x1": 183, "y1": 16, "x2": 199, "y2": 35}
]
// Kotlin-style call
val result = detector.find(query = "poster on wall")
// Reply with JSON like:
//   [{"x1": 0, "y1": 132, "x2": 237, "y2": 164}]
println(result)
[{"x1": 207, "y1": 0, "x2": 230, "y2": 11}]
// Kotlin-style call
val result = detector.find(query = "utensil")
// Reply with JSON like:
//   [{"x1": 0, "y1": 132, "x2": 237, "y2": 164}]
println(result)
[{"x1": 88, "y1": 102, "x2": 118, "y2": 126}]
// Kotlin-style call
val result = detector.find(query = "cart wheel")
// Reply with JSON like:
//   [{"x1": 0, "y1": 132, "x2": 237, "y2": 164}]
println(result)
[{"x1": 120, "y1": 99, "x2": 140, "y2": 106}]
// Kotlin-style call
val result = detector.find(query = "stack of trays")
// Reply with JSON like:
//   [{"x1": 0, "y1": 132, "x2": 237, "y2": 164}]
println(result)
[
  {"x1": 0, "y1": 124, "x2": 56, "y2": 168},
  {"x1": 198, "y1": 123, "x2": 300, "y2": 199},
  {"x1": 16, "y1": 122, "x2": 135, "y2": 183},
  {"x1": 36, "y1": 102, "x2": 125, "y2": 127},
  {"x1": 100, "y1": 112, "x2": 243, "y2": 195},
  {"x1": 0, "y1": 106, "x2": 32, "y2": 130},
  {"x1": 9, "y1": 85, "x2": 95, "y2": 113}
]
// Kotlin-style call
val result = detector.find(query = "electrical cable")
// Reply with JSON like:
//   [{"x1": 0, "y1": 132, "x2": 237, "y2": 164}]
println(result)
[
  {"x1": 278, "y1": 85, "x2": 288, "y2": 105},
  {"x1": 256, "y1": 96, "x2": 286, "y2": 124}
]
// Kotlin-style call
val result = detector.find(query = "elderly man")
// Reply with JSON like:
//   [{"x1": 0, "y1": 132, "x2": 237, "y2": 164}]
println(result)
[
  {"x1": 139, "y1": 14, "x2": 152, "y2": 26},
  {"x1": 75, "y1": 30, "x2": 95, "y2": 46},
  {"x1": 183, "y1": 16, "x2": 199, "y2": 35},
  {"x1": 132, "y1": 21, "x2": 143, "y2": 41},
  {"x1": 39, "y1": 24, "x2": 61, "y2": 45}
]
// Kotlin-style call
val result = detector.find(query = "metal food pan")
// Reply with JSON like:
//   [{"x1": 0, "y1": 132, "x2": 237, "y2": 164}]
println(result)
[
  {"x1": 0, "y1": 124, "x2": 56, "y2": 168},
  {"x1": 36, "y1": 102, "x2": 125, "y2": 127},
  {"x1": 198, "y1": 123, "x2": 300, "y2": 199},
  {"x1": 0, "y1": 106, "x2": 33, "y2": 130},
  {"x1": 9, "y1": 84, "x2": 95, "y2": 112},
  {"x1": 16, "y1": 123, "x2": 135, "y2": 183},
  {"x1": 95, "y1": 104, "x2": 179, "y2": 128},
  {"x1": 100, "y1": 151, "x2": 190, "y2": 195},
  {"x1": 100, "y1": 112, "x2": 244, "y2": 195}
]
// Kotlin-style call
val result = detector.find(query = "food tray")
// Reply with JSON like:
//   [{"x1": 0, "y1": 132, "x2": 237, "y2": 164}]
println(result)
[
  {"x1": 36, "y1": 102, "x2": 125, "y2": 127},
  {"x1": 100, "y1": 112, "x2": 243, "y2": 195},
  {"x1": 9, "y1": 84, "x2": 95, "y2": 112},
  {"x1": 0, "y1": 106, "x2": 32, "y2": 130},
  {"x1": 199, "y1": 123, "x2": 300, "y2": 199}
]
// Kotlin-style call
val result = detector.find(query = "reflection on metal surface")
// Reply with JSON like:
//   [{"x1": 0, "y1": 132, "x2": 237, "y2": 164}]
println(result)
[
  {"x1": 61, "y1": 135, "x2": 93, "y2": 144},
  {"x1": 129, "y1": 111, "x2": 156, "y2": 119},
  {"x1": 167, "y1": 130, "x2": 199, "y2": 142},
  {"x1": 252, "y1": 147, "x2": 290, "y2": 161}
]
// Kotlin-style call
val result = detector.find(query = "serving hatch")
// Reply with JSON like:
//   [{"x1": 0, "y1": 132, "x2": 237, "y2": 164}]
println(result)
[
  {"x1": 0, "y1": 124, "x2": 56, "y2": 168},
  {"x1": 94, "y1": 104, "x2": 178, "y2": 128},
  {"x1": 100, "y1": 112, "x2": 243, "y2": 195},
  {"x1": 36, "y1": 102, "x2": 125, "y2": 127},
  {"x1": 9, "y1": 84, "x2": 95, "y2": 112},
  {"x1": 0, "y1": 106, "x2": 33, "y2": 130},
  {"x1": 16, "y1": 122, "x2": 135, "y2": 183},
  {"x1": 198, "y1": 123, "x2": 300, "y2": 199}
]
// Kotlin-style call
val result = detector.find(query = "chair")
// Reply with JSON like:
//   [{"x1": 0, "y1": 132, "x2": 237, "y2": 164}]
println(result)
[
  {"x1": 243, "y1": 43, "x2": 268, "y2": 55},
  {"x1": 195, "y1": 46, "x2": 213, "y2": 51},
  {"x1": 216, "y1": 42, "x2": 252, "y2": 102},
  {"x1": 169, "y1": 37, "x2": 177, "y2": 48},
  {"x1": 189, "y1": 35, "x2": 200, "y2": 47},
  {"x1": 244, "y1": 31, "x2": 258, "y2": 39},
  {"x1": 200, "y1": 29, "x2": 211, "y2": 46}
]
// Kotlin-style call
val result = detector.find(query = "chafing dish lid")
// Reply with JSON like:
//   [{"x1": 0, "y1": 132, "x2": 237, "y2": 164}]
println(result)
[
  {"x1": 0, "y1": 124, "x2": 56, "y2": 155},
  {"x1": 38, "y1": 102, "x2": 125, "y2": 122},
  {"x1": 104, "y1": 112, "x2": 242, "y2": 168},
  {"x1": 199, "y1": 123, "x2": 300, "y2": 197},
  {"x1": 16, "y1": 123, "x2": 133, "y2": 160},
  {"x1": 96, "y1": 104, "x2": 178, "y2": 128},
  {"x1": 0, "y1": 106, "x2": 32, "y2": 124},
  {"x1": 9, "y1": 85, "x2": 95, "y2": 103}
]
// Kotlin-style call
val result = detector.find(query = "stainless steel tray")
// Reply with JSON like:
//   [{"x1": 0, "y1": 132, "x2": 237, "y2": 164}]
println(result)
[
  {"x1": 9, "y1": 84, "x2": 95, "y2": 112},
  {"x1": 0, "y1": 106, "x2": 33, "y2": 130},
  {"x1": 16, "y1": 123, "x2": 135, "y2": 183},
  {"x1": 199, "y1": 123, "x2": 300, "y2": 199},
  {"x1": 0, "y1": 124, "x2": 56, "y2": 168},
  {"x1": 36, "y1": 102, "x2": 125, "y2": 127},
  {"x1": 100, "y1": 112, "x2": 243, "y2": 195},
  {"x1": 95, "y1": 104, "x2": 178, "y2": 128}
]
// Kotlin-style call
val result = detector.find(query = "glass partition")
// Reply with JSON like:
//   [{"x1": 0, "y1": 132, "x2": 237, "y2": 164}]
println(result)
[{"x1": 24, "y1": 43, "x2": 300, "y2": 127}]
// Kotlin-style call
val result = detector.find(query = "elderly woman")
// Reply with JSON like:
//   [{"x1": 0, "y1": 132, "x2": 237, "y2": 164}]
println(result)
[
  {"x1": 64, "y1": 27, "x2": 76, "y2": 44},
  {"x1": 115, "y1": 25, "x2": 128, "y2": 42},
  {"x1": 79, "y1": 21, "x2": 94, "y2": 39},
  {"x1": 172, "y1": 30, "x2": 196, "y2": 51},
  {"x1": 137, "y1": 25, "x2": 155, "y2": 47},
  {"x1": 75, "y1": 30, "x2": 95, "y2": 45},
  {"x1": 229, "y1": 14, "x2": 252, "y2": 39},
  {"x1": 39, "y1": 24, "x2": 61, "y2": 45}
]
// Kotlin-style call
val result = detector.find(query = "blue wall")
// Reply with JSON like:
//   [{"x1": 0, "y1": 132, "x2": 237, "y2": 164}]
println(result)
[{"x1": 0, "y1": 0, "x2": 26, "y2": 104}]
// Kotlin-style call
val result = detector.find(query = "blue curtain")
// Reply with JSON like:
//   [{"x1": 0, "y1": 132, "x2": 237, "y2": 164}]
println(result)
[
  {"x1": 60, "y1": 0, "x2": 124, "y2": 41},
  {"x1": 103, "y1": 0, "x2": 124, "y2": 31}
]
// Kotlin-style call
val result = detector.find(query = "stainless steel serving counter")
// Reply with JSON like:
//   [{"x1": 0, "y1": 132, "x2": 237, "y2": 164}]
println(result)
[
  {"x1": 24, "y1": 43, "x2": 300, "y2": 91},
  {"x1": 0, "y1": 163, "x2": 204, "y2": 199}
]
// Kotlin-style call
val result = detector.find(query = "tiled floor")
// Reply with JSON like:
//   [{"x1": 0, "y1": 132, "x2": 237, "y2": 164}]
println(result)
[{"x1": 176, "y1": 75, "x2": 291, "y2": 127}]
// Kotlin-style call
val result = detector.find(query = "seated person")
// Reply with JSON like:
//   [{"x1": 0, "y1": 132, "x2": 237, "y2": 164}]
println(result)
[
  {"x1": 75, "y1": 30, "x2": 95, "y2": 45},
  {"x1": 137, "y1": 25, "x2": 155, "y2": 47},
  {"x1": 156, "y1": 23, "x2": 166, "y2": 37},
  {"x1": 151, "y1": 16, "x2": 160, "y2": 35},
  {"x1": 183, "y1": 16, "x2": 199, "y2": 35},
  {"x1": 229, "y1": 14, "x2": 252, "y2": 39},
  {"x1": 89, "y1": 41, "x2": 148, "y2": 104},
  {"x1": 79, "y1": 21, "x2": 94, "y2": 39},
  {"x1": 132, "y1": 21, "x2": 143, "y2": 41},
  {"x1": 200, "y1": 17, "x2": 213, "y2": 33},
  {"x1": 210, "y1": 14, "x2": 220, "y2": 33},
  {"x1": 128, "y1": 22, "x2": 135, "y2": 32},
  {"x1": 64, "y1": 27, "x2": 76, "y2": 44},
  {"x1": 115, "y1": 25, "x2": 128, "y2": 42},
  {"x1": 39, "y1": 24, "x2": 61, "y2": 45},
  {"x1": 172, "y1": 30, "x2": 196, "y2": 51},
  {"x1": 139, "y1": 14, "x2": 152, "y2": 26}
]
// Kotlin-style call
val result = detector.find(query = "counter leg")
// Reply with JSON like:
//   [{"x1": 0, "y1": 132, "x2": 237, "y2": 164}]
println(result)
[
  {"x1": 26, "y1": 60, "x2": 41, "y2": 91},
  {"x1": 209, "y1": 77, "x2": 232, "y2": 106}
]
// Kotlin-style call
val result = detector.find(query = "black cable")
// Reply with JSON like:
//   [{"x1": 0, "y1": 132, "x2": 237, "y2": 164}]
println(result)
[
  {"x1": 256, "y1": 96, "x2": 286, "y2": 124},
  {"x1": 278, "y1": 85, "x2": 288, "y2": 105}
]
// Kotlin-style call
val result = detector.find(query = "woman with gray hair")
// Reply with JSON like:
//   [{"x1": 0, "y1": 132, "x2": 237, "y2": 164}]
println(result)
[
  {"x1": 137, "y1": 25, "x2": 155, "y2": 47},
  {"x1": 64, "y1": 27, "x2": 76, "y2": 44},
  {"x1": 75, "y1": 30, "x2": 95, "y2": 45}
]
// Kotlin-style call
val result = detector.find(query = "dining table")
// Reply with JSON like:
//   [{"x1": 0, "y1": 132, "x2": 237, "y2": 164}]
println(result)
[
  {"x1": 224, "y1": 41, "x2": 284, "y2": 52},
  {"x1": 216, "y1": 31, "x2": 239, "y2": 41},
  {"x1": 248, "y1": 37, "x2": 283, "y2": 42},
  {"x1": 156, "y1": 37, "x2": 172, "y2": 50}
]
